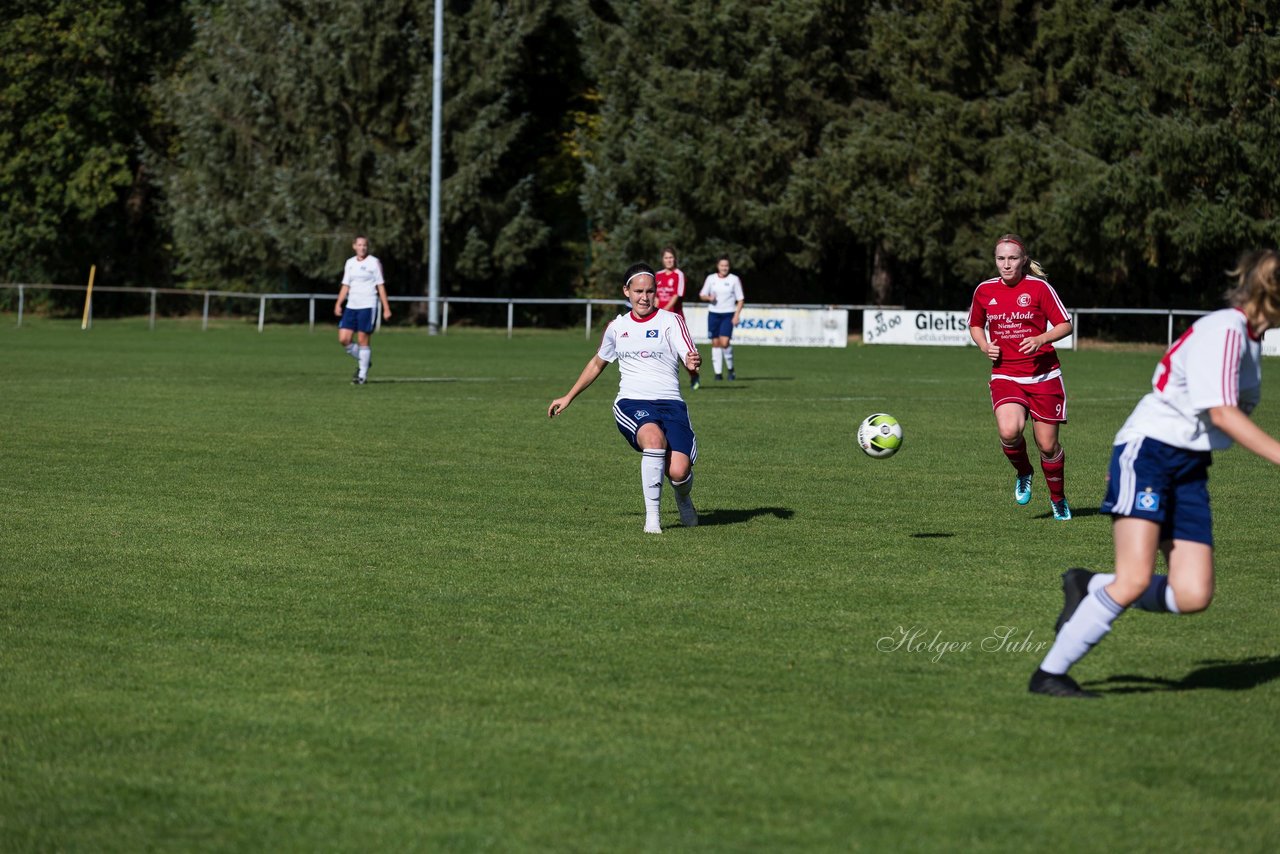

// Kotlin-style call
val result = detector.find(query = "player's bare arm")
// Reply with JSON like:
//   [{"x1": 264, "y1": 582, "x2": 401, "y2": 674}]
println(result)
[
  {"x1": 970, "y1": 326, "x2": 999, "y2": 361},
  {"x1": 1209, "y1": 405, "x2": 1280, "y2": 465},
  {"x1": 378, "y1": 284, "x2": 392, "y2": 320},
  {"x1": 335, "y1": 284, "x2": 350, "y2": 316},
  {"x1": 548, "y1": 356, "x2": 609, "y2": 418}
]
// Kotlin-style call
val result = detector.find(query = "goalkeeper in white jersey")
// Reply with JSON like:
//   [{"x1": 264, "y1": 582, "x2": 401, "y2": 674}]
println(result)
[{"x1": 548, "y1": 263, "x2": 703, "y2": 533}]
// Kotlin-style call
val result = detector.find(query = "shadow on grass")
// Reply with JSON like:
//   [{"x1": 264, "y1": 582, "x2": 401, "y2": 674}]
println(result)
[
  {"x1": 1033, "y1": 506, "x2": 1105, "y2": 520},
  {"x1": 910, "y1": 532, "x2": 954, "y2": 538},
  {"x1": 696, "y1": 507, "x2": 795, "y2": 526},
  {"x1": 1086, "y1": 655, "x2": 1280, "y2": 694}
]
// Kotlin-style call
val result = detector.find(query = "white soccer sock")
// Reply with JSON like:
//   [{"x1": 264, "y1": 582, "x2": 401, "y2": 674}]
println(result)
[
  {"x1": 358, "y1": 347, "x2": 371, "y2": 379},
  {"x1": 1039, "y1": 588, "x2": 1125, "y2": 675},
  {"x1": 711, "y1": 347, "x2": 724, "y2": 375},
  {"x1": 724, "y1": 345, "x2": 734, "y2": 369},
  {"x1": 670, "y1": 472, "x2": 693, "y2": 496},
  {"x1": 345, "y1": 342, "x2": 359, "y2": 358},
  {"x1": 642, "y1": 448, "x2": 665, "y2": 512}
]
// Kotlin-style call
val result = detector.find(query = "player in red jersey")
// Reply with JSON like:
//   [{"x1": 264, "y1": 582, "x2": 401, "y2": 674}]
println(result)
[
  {"x1": 968, "y1": 234, "x2": 1074, "y2": 520},
  {"x1": 655, "y1": 246, "x2": 701, "y2": 389}
]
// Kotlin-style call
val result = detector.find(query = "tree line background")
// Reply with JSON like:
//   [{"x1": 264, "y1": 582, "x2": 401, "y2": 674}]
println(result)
[{"x1": 2, "y1": 0, "x2": 1277, "y2": 316}]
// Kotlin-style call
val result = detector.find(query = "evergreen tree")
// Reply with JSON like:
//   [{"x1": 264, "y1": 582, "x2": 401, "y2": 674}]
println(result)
[
  {"x1": 0, "y1": 0, "x2": 189, "y2": 286},
  {"x1": 158, "y1": 0, "x2": 586, "y2": 300}
]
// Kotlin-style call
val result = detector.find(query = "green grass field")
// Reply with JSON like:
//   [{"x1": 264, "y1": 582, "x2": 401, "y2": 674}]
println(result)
[{"x1": 3, "y1": 317, "x2": 1279, "y2": 851}]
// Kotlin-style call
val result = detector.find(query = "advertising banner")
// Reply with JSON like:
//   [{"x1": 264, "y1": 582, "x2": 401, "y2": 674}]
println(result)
[
  {"x1": 862, "y1": 309, "x2": 1074, "y2": 350},
  {"x1": 682, "y1": 306, "x2": 848, "y2": 348}
]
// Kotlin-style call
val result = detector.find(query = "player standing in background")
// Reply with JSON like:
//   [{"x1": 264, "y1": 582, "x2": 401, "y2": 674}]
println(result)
[
  {"x1": 334, "y1": 235, "x2": 392, "y2": 385},
  {"x1": 655, "y1": 246, "x2": 701, "y2": 389},
  {"x1": 968, "y1": 234, "x2": 1074, "y2": 520},
  {"x1": 548, "y1": 263, "x2": 702, "y2": 534},
  {"x1": 699, "y1": 255, "x2": 744, "y2": 381},
  {"x1": 1030, "y1": 250, "x2": 1280, "y2": 698}
]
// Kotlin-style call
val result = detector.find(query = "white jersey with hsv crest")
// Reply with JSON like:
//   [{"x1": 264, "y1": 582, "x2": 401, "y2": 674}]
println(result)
[
  {"x1": 1115, "y1": 308, "x2": 1262, "y2": 451},
  {"x1": 700, "y1": 273, "x2": 744, "y2": 312},
  {"x1": 597, "y1": 309, "x2": 698, "y2": 402},
  {"x1": 342, "y1": 254, "x2": 385, "y2": 310}
]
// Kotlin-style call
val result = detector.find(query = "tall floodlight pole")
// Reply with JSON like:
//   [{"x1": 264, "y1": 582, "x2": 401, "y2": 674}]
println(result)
[{"x1": 427, "y1": 0, "x2": 443, "y2": 333}]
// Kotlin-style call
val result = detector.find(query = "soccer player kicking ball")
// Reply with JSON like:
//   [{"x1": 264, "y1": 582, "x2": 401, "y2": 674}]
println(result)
[
  {"x1": 548, "y1": 263, "x2": 702, "y2": 534},
  {"x1": 1030, "y1": 250, "x2": 1280, "y2": 699}
]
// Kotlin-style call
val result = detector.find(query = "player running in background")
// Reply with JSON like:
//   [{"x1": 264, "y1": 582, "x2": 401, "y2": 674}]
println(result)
[
  {"x1": 655, "y1": 246, "x2": 701, "y2": 389},
  {"x1": 1030, "y1": 249, "x2": 1280, "y2": 698},
  {"x1": 699, "y1": 255, "x2": 744, "y2": 381},
  {"x1": 334, "y1": 235, "x2": 392, "y2": 385},
  {"x1": 968, "y1": 234, "x2": 1074, "y2": 520},
  {"x1": 548, "y1": 263, "x2": 702, "y2": 534}
]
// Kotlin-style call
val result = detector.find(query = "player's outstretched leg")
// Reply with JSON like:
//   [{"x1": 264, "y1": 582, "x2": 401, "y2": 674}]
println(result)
[
  {"x1": 671, "y1": 472, "x2": 697, "y2": 527},
  {"x1": 642, "y1": 448, "x2": 665, "y2": 533}
]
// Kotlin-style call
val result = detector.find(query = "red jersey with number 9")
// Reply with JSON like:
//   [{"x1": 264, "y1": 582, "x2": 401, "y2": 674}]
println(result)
[{"x1": 968, "y1": 275, "x2": 1071, "y2": 379}]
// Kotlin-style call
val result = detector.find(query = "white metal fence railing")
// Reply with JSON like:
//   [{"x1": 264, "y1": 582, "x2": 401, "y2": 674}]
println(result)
[{"x1": 1, "y1": 282, "x2": 1210, "y2": 346}]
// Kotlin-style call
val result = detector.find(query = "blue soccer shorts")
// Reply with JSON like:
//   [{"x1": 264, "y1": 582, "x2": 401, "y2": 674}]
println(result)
[
  {"x1": 613, "y1": 398, "x2": 698, "y2": 460},
  {"x1": 339, "y1": 307, "x2": 376, "y2": 333},
  {"x1": 707, "y1": 311, "x2": 736, "y2": 340},
  {"x1": 1100, "y1": 436, "x2": 1214, "y2": 545}
]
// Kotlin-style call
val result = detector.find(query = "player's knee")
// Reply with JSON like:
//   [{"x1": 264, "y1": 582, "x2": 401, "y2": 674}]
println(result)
[
  {"x1": 1107, "y1": 576, "x2": 1152, "y2": 608},
  {"x1": 1171, "y1": 579, "x2": 1214, "y2": 613},
  {"x1": 667, "y1": 459, "x2": 690, "y2": 482},
  {"x1": 1037, "y1": 440, "x2": 1061, "y2": 458}
]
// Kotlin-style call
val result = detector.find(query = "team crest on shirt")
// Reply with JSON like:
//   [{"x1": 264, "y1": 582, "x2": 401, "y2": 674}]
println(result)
[
  {"x1": 1017, "y1": 293, "x2": 1032, "y2": 307},
  {"x1": 646, "y1": 330, "x2": 659, "y2": 338},
  {"x1": 1136, "y1": 490, "x2": 1160, "y2": 511}
]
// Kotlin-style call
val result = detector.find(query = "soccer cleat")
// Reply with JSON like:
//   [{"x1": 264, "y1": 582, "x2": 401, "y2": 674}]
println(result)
[
  {"x1": 691, "y1": 375, "x2": 701, "y2": 390},
  {"x1": 1055, "y1": 568, "x2": 1095, "y2": 634},
  {"x1": 1015, "y1": 473, "x2": 1033, "y2": 505},
  {"x1": 727, "y1": 369, "x2": 736, "y2": 381},
  {"x1": 353, "y1": 366, "x2": 361, "y2": 382},
  {"x1": 675, "y1": 493, "x2": 698, "y2": 527},
  {"x1": 353, "y1": 376, "x2": 367, "y2": 385},
  {"x1": 1052, "y1": 498, "x2": 1072, "y2": 521},
  {"x1": 644, "y1": 518, "x2": 663, "y2": 534},
  {"x1": 1028, "y1": 668, "x2": 1099, "y2": 699},
  {"x1": 714, "y1": 373, "x2": 723, "y2": 381}
]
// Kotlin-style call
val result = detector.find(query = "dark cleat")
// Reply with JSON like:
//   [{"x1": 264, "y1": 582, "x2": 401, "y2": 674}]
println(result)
[
  {"x1": 352, "y1": 376, "x2": 366, "y2": 385},
  {"x1": 1029, "y1": 668, "x2": 1099, "y2": 699},
  {"x1": 1055, "y1": 568, "x2": 1095, "y2": 634}
]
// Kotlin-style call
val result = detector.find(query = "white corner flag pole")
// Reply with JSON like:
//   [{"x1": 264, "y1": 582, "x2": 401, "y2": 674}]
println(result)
[{"x1": 81, "y1": 264, "x2": 97, "y2": 330}]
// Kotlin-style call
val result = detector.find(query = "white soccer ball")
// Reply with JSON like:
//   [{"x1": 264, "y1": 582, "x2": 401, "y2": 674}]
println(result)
[{"x1": 857, "y1": 413, "x2": 903, "y2": 459}]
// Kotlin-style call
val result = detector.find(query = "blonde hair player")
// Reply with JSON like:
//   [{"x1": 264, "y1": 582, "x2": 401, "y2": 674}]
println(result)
[
  {"x1": 968, "y1": 234, "x2": 1074, "y2": 520},
  {"x1": 1030, "y1": 250, "x2": 1280, "y2": 698},
  {"x1": 548, "y1": 263, "x2": 702, "y2": 533}
]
